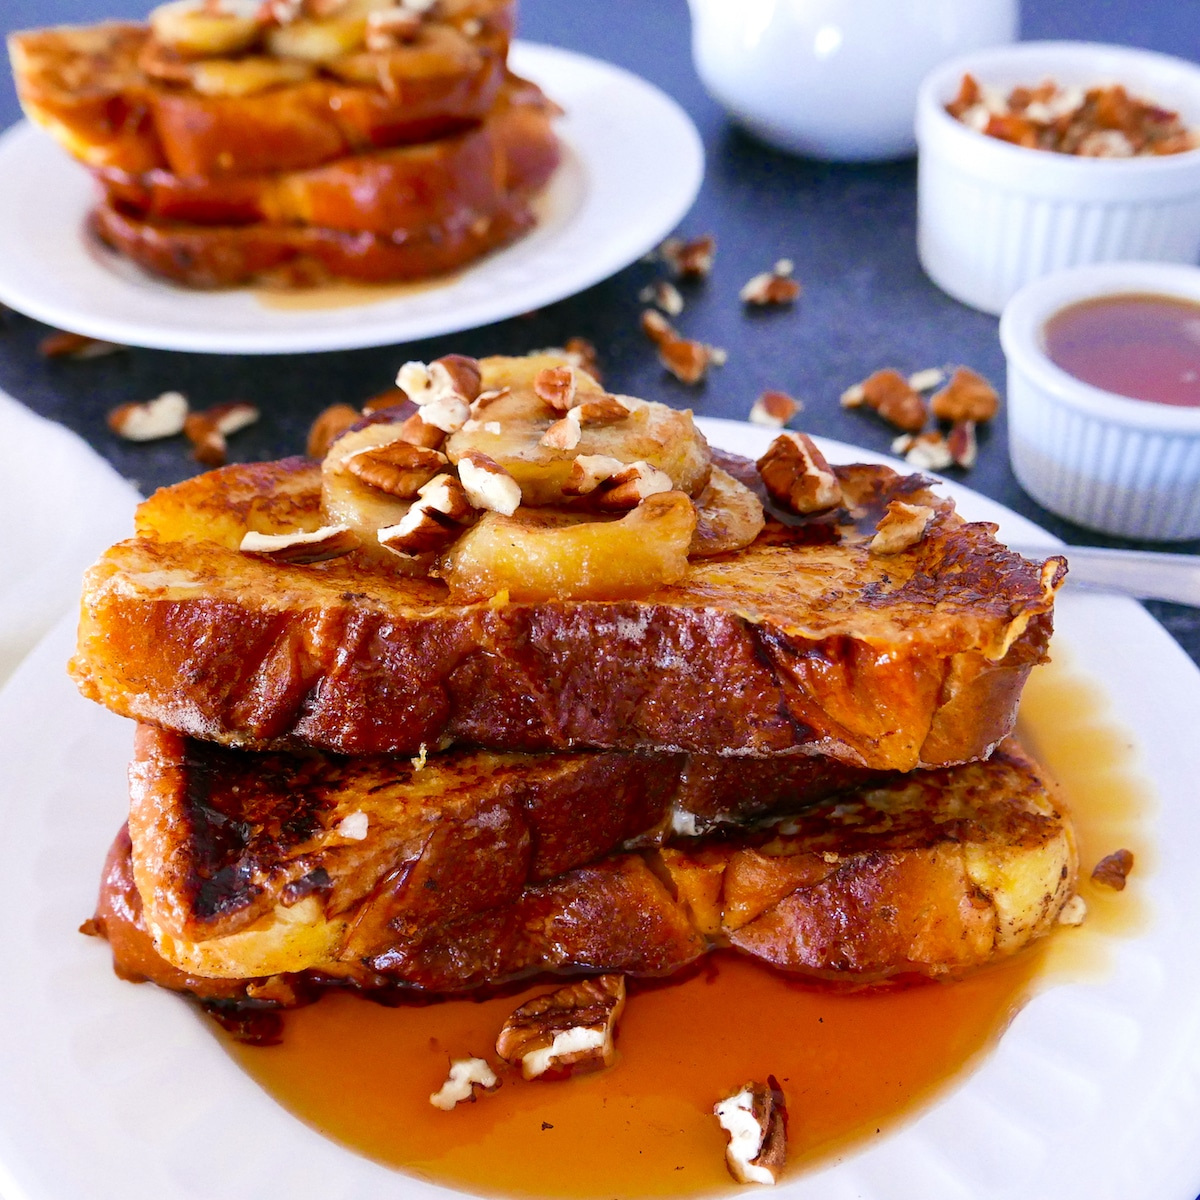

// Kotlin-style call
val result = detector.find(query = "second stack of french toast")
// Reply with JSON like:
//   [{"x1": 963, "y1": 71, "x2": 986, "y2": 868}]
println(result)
[
  {"x1": 71, "y1": 350, "x2": 1077, "y2": 1012},
  {"x1": 9, "y1": 0, "x2": 560, "y2": 286}
]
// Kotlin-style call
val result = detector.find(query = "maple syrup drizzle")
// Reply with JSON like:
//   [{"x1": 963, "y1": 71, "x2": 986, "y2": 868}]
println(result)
[
  {"x1": 225, "y1": 650, "x2": 1147, "y2": 1196},
  {"x1": 254, "y1": 272, "x2": 460, "y2": 312}
]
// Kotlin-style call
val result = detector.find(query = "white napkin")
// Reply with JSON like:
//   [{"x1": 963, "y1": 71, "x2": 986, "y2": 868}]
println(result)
[{"x1": 0, "y1": 388, "x2": 140, "y2": 687}]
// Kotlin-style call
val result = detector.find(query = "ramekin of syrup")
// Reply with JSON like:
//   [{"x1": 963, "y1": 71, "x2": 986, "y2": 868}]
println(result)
[{"x1": 1000, "y1": 261, "x2": 1200, "y2": 539}]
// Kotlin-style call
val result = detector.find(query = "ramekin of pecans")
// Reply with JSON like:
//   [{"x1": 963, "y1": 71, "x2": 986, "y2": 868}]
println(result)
[{"x1": 916, "y1": 41, "x2": 1200, "y2": 315}]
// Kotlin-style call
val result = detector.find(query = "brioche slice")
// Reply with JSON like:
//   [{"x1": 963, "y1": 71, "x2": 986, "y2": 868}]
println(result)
[
  {"x1": 72, "y1": 445, "x2": 1064, "y2": 767},
  {"x1": 92, "y1": 74, "x2": 559, "y2": 235},
  {"x1": 94, "y1": 741, "x2": 1076, "y2": 995},
  {"x1": 90, "y1": 192, "x2": 535, "y2": 286},
  {"x1": 8, "y1": 6, "x2": 510, "y2": 177},
  {"x1": 127, "y1": 724, "x2": 882, "y2": 945}
]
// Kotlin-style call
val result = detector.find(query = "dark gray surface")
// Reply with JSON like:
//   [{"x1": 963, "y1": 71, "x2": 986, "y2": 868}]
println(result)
[{"x1": 1, "y1": 0, "x2": 1198, "y2": 665}]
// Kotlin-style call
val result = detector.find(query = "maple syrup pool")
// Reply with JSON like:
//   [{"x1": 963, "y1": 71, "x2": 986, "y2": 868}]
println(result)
[{"x1": 224, "y1": 653, "x2": 1149, "y2": 1197}]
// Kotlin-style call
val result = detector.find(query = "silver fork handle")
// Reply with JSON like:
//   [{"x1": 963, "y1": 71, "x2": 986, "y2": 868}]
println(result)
[{"x1": 1009, "y1": 544, "x2": 1200, "y2": 608}]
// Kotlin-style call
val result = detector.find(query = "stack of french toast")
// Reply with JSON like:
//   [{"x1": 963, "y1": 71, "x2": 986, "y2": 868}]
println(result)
[
  {"x1": 69, "y1": 351, "x2": 1077, "y2": 1016},
  {"x1": 8, "y1": 0, "x2": 559, "y2": 286}
]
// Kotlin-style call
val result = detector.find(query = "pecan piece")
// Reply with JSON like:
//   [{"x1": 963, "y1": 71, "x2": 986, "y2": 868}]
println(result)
[
  {"x1": 930, "y1": 366, "x2": 1000, "y2": 423},
  {"x1": 748, "y1": 389, "x2": 802, "y2": 428},
  {"x1": 239, "y1": 524, "x2": 357, "y2": 564},
  {"x1": 891, "y1": 430, "x2": 953, "y2": 472},
  {"x1": 429, "y1": 1058, "x2": 499, "y2": 1111},
  {"x1": 107, "y1": 391, "x2": 188, "y2": 442},
  {"x1": 739, "y1": 259, "x2": 801, "y2": 306},
  {"x1": 713, "y1": 1077, "x2": 787, "y2": 1186},
  {"x1": 184, "y1": 401, "x2": 260, "y2": 467},
  {"x1": 869, "y1": 500, "x2": 936, "y2": 555},
  {"x1": 344, "y1": 440, "x2": 448, "y2": 499},
  {"x1": 757, "y1": 432, "x2": 843, "y2": 514},
  {"x1": 841, "y1": 369, "x2": 928, "y2": 432},
  {"x1": 639, "y1": 279, "x2": 685, "y2": 315},
  {"x1": 496, "y1": 975, "x2": 626, "y2": 1080},
  {"x1": 457, "y1": 451, "x2": 521, "y2": 516},
  {"x1": 377, "y1": 473, "x2": 474, "y2": 556},
  {"x1": 1091, "y1": 848, "x2": 1134, "y2": 891},
  {"x1": 39, "y1": 330, "x2": 125, "y2": 359},
  {"x1": 533, "y1": 364, "x2": 578, "y2": 414},
  {"x1": 659, "y1": 233, "x2": 716, "y2": 279}
]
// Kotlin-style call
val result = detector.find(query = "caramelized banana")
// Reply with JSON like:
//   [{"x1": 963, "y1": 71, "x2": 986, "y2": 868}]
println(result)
[
  {"x1": 149, "y1": 0, "x2": 262, "y2": 58},
  {"x1": 439, "y1": 492, "x2": 698, "y2": 602},
  {"x1": 690, "y1": 467, "x2": 765, "y2": 557},
  {"x1": 321, "y1": 422, "x2": 418, "y2": 562},
  {"x1": 189, "y1": 55, "x2": 316, "y2": 96},
  {"x1": 265, "y1": 13, "x2": 374, "y2": 63},
  {"x1": 445, "y1": 355, "x2": 711, "y2": 506}
]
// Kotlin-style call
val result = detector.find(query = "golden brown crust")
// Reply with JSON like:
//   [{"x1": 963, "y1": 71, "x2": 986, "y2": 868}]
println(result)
[
  {"x1": 127, "y1": 724, "x2": 881, "y2": 944},
  {"x1": 89, "y1": 192, "x2": 534, "y2": 286},
  {"x1": 9, "y1": 15, "x2": 511, "y2": 176},
  {"x1": 91, "y1": 74, "x2": 559, "y2": 234},
  {"x1": 71, "y1": 456, "x2": 1062, "y2": 767},
  {"x1": 95, "y1": 739, "x2": 1076, "y2": 996}
]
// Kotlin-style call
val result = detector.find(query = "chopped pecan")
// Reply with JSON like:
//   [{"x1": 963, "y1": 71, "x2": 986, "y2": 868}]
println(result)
[
  {"x1": 930, "y1": 366, "x2": 999, "y2": 424},
  {"x1": 713, "y1": 1078, "x2": 787, "y2": 1186},
  {"x1": 183, "y1": 401, "x2": 259, "y2": 467},
  {"x1": 946, "y1": 419, "x2": 977, "y2": 468},
  {"x1": 757, "y1": 432, "x2": 843, "y2": 514},
  {"x1": 429, "y1": 1058, "x2": 500, "y2": 1110},
  {"x1": 107, "y1": 391, "x2": 189, "y2": 442},
  {"x1": 335, "y1": 811, "x2": 369, "y2": 840},
  {"x1": 748, "y1": 389, "x2": 802, "y2": 428},
  {"x1": 307, "y1": 403, "x2": 360, "y2": 458},
  {"x1": 377, "y1": 473, "x2": 474, "y2": 556},
  {"x1": 457, "y1": 451, "x2": 521, "y2": 515},
  {"x1": 639, "y1": 279, "x2": 685, "y2": 315},
  {"x1": 533, "y1": 364, "x2": 578, "y2": 414},
  {"x1": 1091, "y1": 848, "x2": 1134, "y2": 891},
  {"x1": 239, "y1": 524, "x2": 357, "y2": 564},
  {"x1": 908, "y1": 367, "x2": 946, "y2": 393},
  {"x1": 496, "y1": 975, "x2": 626, "y2": 1080},
  {"x1": 740, "y1": 260, "x2": 801, "y2": 306},
  {"x1": 841, "y1": 369, "x2": 928, "y2": 432},
  {"x1": 870, "y1": 500, "x2": 936, "y2": 555},
  {"x1": 540, "y1": 410, "x2": 582, "y2": 450},
  {"x1": 588, "y1": 461, "x2": 673, "y2": 511},
  {"x1": 398, "y1": 411, "x2": 447, "y2": 450},
  {"x1": 471, "y1": 386, "x2": 510, "y2": 413},
  {"x1": 640, "y1": 308, "x2": 673, "y2": 345},
  {"x1": 1058, "y1": 895, "x2": 1088, "y2": 926},
  {"x1": 659, "y1": 233, "x2": 716, "y2": 279},
  {"x1": 574, "y1": 396, "x2": 630, "y2": 427},
  {"x1": 344, "y1": 440, "x2": 448, "y2": 499},
  {"x1": 38, "y1": 330, "x2": 125, "y2": 359},
  {"x1": 891, "y1": 430, "x2": 953, "y2": 472},
  {"x1": 396, "y1": 355, "x2": 481, "y2": 432}
]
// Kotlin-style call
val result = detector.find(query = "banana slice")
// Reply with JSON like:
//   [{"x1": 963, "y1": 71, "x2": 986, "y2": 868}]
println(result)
[
  {"x1": 265, "y1": 14, "x2": 371, "y2": 63},
  {"x1": 439, "y1": 492, "x2": 698, "y2": 603},
  {"x1": 445, "y1": 355, "x2": 712, "y2": 507},
  {"x1": 690, "y1": 467, "x2": 765, "y2": 557},
  {"x1": 321, "y1": 421, "x2": 421, "y2": 565},
  {"x1": 328, "y1": 23, "x2": 480, "y2": 85},
  {"x1": 189, "y1": 54, "x2": 316, "y2": 96},
  {"x1": 149, "y1": 0, "x2": 262, "y2": 58}
]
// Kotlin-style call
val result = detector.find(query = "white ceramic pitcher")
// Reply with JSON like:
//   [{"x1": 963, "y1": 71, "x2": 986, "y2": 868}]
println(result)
[{"x1": 688, "y1": 0, "x2": 1018, "y2": 161}]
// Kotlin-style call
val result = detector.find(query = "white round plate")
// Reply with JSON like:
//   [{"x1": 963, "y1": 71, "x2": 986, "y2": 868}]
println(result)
[
  {"x1": 0, "y1": 42, "x2": 703, "y2": 354},
  {"x1": 1, "y1": 425, "x2": 1199, "y2": 1200}
]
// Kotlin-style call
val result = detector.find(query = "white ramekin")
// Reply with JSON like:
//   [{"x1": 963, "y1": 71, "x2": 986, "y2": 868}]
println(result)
[
  {"x1": 1000, "y1": 261, "x2": 1200, "y2": 540},
  {"x1": 917, "y1": 42, "x2": 1200, "y2": 315}
]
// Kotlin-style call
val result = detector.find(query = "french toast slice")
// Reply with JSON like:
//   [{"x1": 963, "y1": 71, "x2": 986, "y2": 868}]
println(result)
[
  {"x1": 127, "y1": 724, "x2": 881, "y2": 945},
  {"x1": 91, "y1": 74, "x2": 558, "y2": 234},
  {"x1": 72, "y1": 445, "x2": 1064, "y2": 768},
  {"x1": 8, "y1": 4, "x2": 510, "y2": 177},
  {"x1": 95, "y1": 740, "x2": 1076, "y2": 995},
  {"x1": 90, "y1": 192, "x2": 535, "y2": 286}
]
